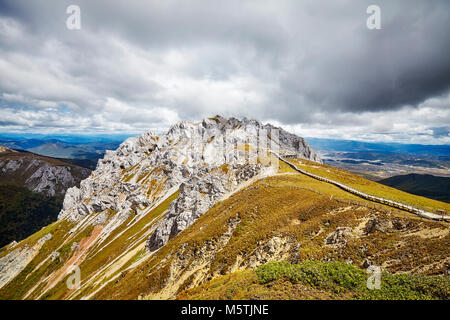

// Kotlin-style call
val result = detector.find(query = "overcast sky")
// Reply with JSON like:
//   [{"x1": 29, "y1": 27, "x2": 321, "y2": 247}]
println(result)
[{"x1": 0, "y1": 0, "x2": 449, "y2": 144}]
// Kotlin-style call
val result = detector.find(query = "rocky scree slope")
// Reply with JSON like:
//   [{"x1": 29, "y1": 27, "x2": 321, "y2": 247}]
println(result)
[{"x1": 0, "y1": 147, "x2": 90, "y2": 197}]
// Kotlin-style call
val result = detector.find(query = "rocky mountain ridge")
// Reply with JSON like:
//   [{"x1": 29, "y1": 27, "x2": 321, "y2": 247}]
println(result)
[
  {"x1": 0, "y1": 147, "x2": 91, "y2": 197},
  {"x1": 59, "y1": 115, "x2": 321, "y2": 250}
]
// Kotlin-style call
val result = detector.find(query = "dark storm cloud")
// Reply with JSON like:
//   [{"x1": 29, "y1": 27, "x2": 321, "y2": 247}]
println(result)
[
  {"x1": 260, "y1": 1, "x2": 450, "y2": 123},
  {"x1": 0, "y1": 0, "x2": 448, "y2": 143}
]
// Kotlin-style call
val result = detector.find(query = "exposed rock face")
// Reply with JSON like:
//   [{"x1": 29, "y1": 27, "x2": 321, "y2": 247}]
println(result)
[
  {"x1": 244, "y1": 236, "x2": 293, "y2": 269},
  {"x1": 325, "y1": 227, "x2": 353, "y2": 247},
  {"x1": 0, "y1": 234, "x2": 52, "y2": 289},
  {"x1": 24, "y1": 165, "x2": 79, "y2": 196},
  {"x1": 0, "y1": 148, "x2": 90, "y2": 197},
  {"x1": 147, "y1": 164, "x2": 263, "y2": 250},
  {"x1": 365, "y1": 216, "x2": 393, "y2": 234},
  {"x1": 57, "y1": 115, "x2": 322, "y2": 250}
]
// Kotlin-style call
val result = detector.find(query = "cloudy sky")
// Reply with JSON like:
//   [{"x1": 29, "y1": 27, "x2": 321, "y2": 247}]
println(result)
[{"x1": 0, "y1": 0, "x2": 449, "y2": 144}]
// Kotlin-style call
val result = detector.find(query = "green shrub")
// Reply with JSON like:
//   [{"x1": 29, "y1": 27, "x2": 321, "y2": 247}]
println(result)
[
  {"x1": 256, "y1": 260, "x2": 365, "y2": 292},
  {"x1": 256, "y1": 261, "x2": 450, "y2": 299},
  {"x1": 360, "y1": 273, "x2": 450, "y2": 300}
]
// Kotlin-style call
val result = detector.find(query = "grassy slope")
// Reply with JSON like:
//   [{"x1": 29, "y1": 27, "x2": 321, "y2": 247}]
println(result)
[
  {"x1": 1, "y1": 158, "x2": 448, "y2": 300},
  {"x1": 0, "y1": 219, "x2": 75, "y2": 299},
  {"x1": 0, "y1": 190, "x2": 178, "y2": 300},
  {"x1": 95, "y1": 160, "x2": 449, "y2": 300},
  {"x1": 288, "y1": 158, "x2": 450, "y2": 214},
  {"x1": 32, "y1": 191, "x2": 178, "y2": 300}
]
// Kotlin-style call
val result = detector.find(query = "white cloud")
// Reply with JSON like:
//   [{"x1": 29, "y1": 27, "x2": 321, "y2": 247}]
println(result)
[{"x1": 274, "y1": 97, "x2": 450, "y2": 145}]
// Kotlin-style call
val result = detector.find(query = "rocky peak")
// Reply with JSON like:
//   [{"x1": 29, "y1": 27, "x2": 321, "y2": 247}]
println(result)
[
  {"x1": 58, "y1": 116, "x2": 321, "y2": 250},
  {"x1": 0, "y1": 149, "x2": 90, "y2": 197}
]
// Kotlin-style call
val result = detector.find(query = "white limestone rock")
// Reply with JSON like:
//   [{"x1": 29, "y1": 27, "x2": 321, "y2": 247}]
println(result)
[
  {"x1": 0, "y1": 154, "x2": 90, "y2": 197},
  {"x1": 0, "y1": 234, "x2": 52, "y2": 289},
  {"x1": 56, "y1": 116, "x2": 322, "y2": 251}
]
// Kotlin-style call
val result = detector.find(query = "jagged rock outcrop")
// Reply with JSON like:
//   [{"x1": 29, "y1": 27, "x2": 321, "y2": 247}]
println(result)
[
  {"x1": 365, "y1": 216, "x2": 394, "y2": 234},
  {"x1": 0, "y1": 148, "x2": 90, "y2": 197},
  {"x1": 147, "y1": 163, "x2": 263, "y2": 250},
  {"x1": 325, "y1": 227, "x2": 353, "y2": 247},
  {"x1": 57, "y1": 115, "x2": 322, "y2": 250}
]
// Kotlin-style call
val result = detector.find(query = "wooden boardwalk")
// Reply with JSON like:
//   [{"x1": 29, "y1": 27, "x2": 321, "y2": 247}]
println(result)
[{"x1": 275, "y1": 154, "x2": 450, "y2": 222}]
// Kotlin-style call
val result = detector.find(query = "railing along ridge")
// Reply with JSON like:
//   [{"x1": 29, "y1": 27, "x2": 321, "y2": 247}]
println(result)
[{"x1": 274, "y1": 153, "x2": 450, "y2": 222}]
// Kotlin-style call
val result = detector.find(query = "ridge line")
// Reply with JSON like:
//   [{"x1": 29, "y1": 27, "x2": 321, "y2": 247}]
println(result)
[{"x1": 273, "y1": 153, "x2": 450, "y2": 222}]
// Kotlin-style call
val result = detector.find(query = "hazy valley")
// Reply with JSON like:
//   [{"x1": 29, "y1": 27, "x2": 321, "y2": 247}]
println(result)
[{"x1": 308, "y1": 138, "x2": 450, "y2": 181}]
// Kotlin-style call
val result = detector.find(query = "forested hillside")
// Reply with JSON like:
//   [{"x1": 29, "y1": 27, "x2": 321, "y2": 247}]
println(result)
[{"x1": 0, "y1": 185, "x2": 62, "y2": 248}]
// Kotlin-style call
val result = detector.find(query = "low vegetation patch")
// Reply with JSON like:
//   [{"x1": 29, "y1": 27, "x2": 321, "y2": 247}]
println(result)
[
  {"x1": 256, "y1": 261, "x2": 365, "y2": 292},
  {"x1": 255, "y1": 261, "x2": 449, "y2": 300},
  {"x1": 180, "y1": 261, "x2": 449, "y2": 300}
]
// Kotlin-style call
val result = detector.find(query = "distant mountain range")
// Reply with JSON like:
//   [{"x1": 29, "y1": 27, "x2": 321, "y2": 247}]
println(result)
[
  {"x1": 379, "y1": 174, "x2": 450, "y2": 203},
  {"x1": 306, "y1": 138, "x2": 450, "y2": 157},
  {"x1": 306, "y1": 138, "x2": 450, "y2": 181},
  {"x1": 0, "y1": 134, "x2": 129, "y2": 169},
  {"x1": 308, "y1": 137, "x2": 450, "y2": 203}
]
